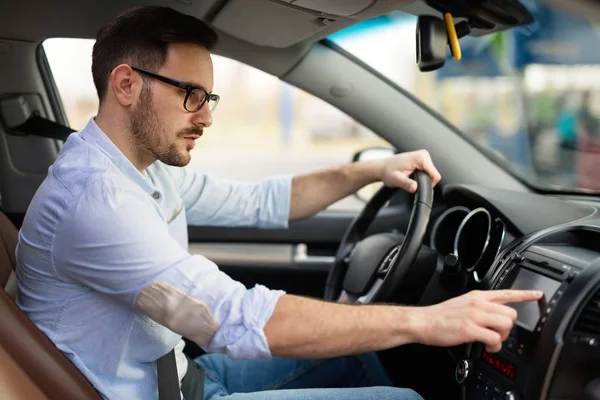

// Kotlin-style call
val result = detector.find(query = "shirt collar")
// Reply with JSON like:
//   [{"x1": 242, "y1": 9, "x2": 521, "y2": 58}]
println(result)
[{"x1": 79, "y1": 118, "x2": 161, "y2": 199}]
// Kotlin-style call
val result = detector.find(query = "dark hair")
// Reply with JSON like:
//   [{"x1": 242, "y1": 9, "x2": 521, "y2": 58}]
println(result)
[{"x1": 92, "y1": 6, "x2": 218, "y2": 102}]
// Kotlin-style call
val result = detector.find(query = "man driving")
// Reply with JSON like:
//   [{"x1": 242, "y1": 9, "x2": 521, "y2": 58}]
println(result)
[{"x1": 15, "y1": 6, "x2": 543, "y2": 400}]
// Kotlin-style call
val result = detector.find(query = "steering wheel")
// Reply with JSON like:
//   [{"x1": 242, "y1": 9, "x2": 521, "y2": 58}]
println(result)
[{"x1": 324, "y1": 171, "x2": 433, "y2": 303}]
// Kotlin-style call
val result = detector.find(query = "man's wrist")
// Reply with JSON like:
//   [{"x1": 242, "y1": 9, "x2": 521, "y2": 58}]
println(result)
[
  {"x1": 351, "y1": 159, "x2": 385, "y2": 186},
  {"x1": 393, "y1": 305, "x2": 426, "y2": 346}
]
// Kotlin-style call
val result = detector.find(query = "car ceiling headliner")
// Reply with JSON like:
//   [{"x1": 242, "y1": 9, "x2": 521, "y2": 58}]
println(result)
[
  {"x1": 0, "y1": 0, "x2": 407, "y2": 77},
  {"x1": 1, "y1": 0, "x2": 559, "y2": 79}
]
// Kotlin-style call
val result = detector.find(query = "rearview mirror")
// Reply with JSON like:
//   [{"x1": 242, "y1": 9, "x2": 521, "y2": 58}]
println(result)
[
  {"x1": 416, "y1": 16, "x2": 448, "y2": 72},
  {"x1": 352, "y1": 147, "x2": 395, "y2": 203},
  {"x1": 352, "y1": 147, "x2": 395, "y2": 163}
]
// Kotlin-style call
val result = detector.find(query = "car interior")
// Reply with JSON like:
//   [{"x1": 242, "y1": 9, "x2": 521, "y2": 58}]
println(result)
[{"x1": 1, "y1": 0, "x2": 600, "y2": 399}]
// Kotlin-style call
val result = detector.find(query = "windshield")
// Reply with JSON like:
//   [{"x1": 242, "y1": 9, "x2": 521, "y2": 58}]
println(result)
[{"x1": 328, "y1": 4, "x2": 600, "y2": 194}]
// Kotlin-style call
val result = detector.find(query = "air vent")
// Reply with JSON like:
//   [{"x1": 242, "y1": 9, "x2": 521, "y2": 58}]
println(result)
[
  {"x1": 490, "y1": 238, "x2": 525, "y2": 275},
  {"x1": 501, "y1": 238, "x2": 526, "y2": 262},
  {"x1": 573, "y1": 289, "x2": 600, "y2": 336}
]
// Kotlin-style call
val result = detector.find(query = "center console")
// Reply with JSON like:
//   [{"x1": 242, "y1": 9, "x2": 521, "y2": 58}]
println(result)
[{"x1": 455, "y1": 226, "x2": 600, "y2": 400}]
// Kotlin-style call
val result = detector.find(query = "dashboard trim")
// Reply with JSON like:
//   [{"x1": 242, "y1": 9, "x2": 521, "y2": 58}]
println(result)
[
  {"x1": 454, "y1": 207, "x2": 492, "y2": 272},
  {"x1": 430, "y1": 205, "x2": 470, "y2": 253},
  {"x1": 473, "y1": 218, "x2": 506, "y2": 283}
]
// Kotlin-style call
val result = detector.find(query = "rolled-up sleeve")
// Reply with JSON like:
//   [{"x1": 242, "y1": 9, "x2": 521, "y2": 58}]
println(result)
[
  {"x1": 52, "y1": 176, "x2": 285, "y2": 359},
  {"x1": 171, "y1": 166, "x2": 292, "y2": 229}
]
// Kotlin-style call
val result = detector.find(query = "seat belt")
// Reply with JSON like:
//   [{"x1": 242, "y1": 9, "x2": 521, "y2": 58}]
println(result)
[
  {"x1": 157, "y1": 349, "x2": 181, "y2": 400},
  {"x1": 0, "y1": 95, "x2": 73, "y2": 141},
  {"x1": 10, "y1": 114, "x2": 74, "y2": 141}
]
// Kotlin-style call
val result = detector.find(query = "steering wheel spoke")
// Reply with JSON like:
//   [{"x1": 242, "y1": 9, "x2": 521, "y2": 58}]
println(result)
[
  {"x1": 338, "y1": 278, "x2": 385, "y2": 304},
  {"x1": 337, "y1": 290, "x2": 358, "y2": 304},
  {"x1": 356, "y1": 278, "x2": 384, "y2": 304},
  {"x1": 339, "y1": 243, "x2": 356, "y2": 264}
]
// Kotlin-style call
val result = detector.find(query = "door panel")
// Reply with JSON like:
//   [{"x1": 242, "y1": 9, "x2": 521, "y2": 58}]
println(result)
[
  {"x1": 190, "y1": 243, "x2": 334, "y2": 272},
  {"x1": 188, "y1": 204, "x2": 416, "y2": 297},
  {"x1": 188, "y1": 205, "x2": 412, "y2": 244}
]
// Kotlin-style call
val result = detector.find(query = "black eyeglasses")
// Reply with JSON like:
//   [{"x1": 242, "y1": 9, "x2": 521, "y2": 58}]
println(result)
[{"x1": 130, "y1": 66, "x2": 220, "y2": 113}]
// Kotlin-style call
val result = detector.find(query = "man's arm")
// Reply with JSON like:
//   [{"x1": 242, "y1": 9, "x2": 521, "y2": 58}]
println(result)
[
  {"x1": 264, "y1": 290, "x2": 543, "y2": 359},
  {"x1": 53, "y1": 178, "x2": 285, "y2": 360},
  {"x1": 165, "y1": 163, "x2": 291, "y2": 229},
  {"x1": 289, "y1": 150, "x2": 442, "y2": 221}
]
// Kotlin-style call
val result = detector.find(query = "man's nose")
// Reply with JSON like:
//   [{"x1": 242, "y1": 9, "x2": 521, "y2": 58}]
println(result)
[{"x1": 191, "y1": 102, "x2": 213, "y2": 128}]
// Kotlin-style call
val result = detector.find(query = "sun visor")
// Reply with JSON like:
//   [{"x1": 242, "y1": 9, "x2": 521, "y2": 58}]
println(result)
[
  {"x1": 212, "y1": 0, "x2": 332, "y2": 48},
  {"x1": 277, "y1": 0, "x2": 377, "y2": 16},
  {"x1": 211, "y1": 0, "x2": 413, "y2": 48}
]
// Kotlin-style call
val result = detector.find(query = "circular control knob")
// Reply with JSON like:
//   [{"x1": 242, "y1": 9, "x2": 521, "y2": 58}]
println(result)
[
  {"x1": 500, "y1": 391, "x2": 519, "y2": 400},
  {"x1": 455, "y1": 359, "x2": 472, "y2": 384}
]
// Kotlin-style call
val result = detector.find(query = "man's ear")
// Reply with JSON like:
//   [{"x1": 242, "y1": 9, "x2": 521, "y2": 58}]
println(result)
[{"x1": 110, "y1": 64, "x2": 142, "y2": 107}]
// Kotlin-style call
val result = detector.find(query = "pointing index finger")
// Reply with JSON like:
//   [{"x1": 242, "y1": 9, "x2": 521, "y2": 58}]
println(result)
[{"x1": 484, "y1": 290, "x2": 544, "y2": 304}]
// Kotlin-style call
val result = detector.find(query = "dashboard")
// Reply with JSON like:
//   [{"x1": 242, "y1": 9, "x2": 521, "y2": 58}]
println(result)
[
  {"x1": 429, "y1": 185, "x2": 600, "y2": 400},
  {"x1": 430, "y1": 205, "x2": 509, "y2": 283}
]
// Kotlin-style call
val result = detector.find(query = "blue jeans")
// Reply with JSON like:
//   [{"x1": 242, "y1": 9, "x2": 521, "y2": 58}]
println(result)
[{"x1": 193, "y1": 353, "x2": 423, "y2": 400}]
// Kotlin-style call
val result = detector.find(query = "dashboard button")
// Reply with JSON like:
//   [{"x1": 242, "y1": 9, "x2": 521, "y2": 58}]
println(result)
[
  {"x1": 455, "y1": 359, "x2": 472, "y2": 384},
  {"x1": 500, "y1": 391, "x2": 519, "y2": 400},
  {"x1": 567, "y1": 270, "x2": 580, "y2": 282},
  {"x1": 512, "y1": 254, "x2": 525, "y2": 263},
  {"x1": 505, "y1": 338, "x2": 517, "y2": 351},
  {"x1": 516, "y1": 347, "x2": 524, "y2": 356},
  {"x1": 580, "y1": 337, "x2": 598, "y2": 347}
]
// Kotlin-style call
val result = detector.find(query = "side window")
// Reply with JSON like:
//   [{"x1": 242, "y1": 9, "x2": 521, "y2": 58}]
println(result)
[{"x1": 43, "y1": 38, "x2": 390, "y2": 211}]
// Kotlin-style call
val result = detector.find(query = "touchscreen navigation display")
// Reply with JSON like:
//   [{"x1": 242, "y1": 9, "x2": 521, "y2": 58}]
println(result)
[{"x1": 508, "y1": 268, "x2": 561, "y2": 332}]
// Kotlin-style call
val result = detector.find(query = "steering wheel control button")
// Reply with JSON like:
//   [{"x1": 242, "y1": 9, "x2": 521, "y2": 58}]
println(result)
[
  {"x1": 378, "y1": 246, "x2": 400, "y2": 276},
  {"x1": 500, "y1": 391, "x2": 519, "y2": 400},
  {"x1": 455, "y1": 359, "x2": 472, "y2": 384}
]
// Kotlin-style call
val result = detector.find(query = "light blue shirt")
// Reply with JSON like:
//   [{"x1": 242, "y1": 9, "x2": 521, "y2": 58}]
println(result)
[{"x1": 15, "y1": 118, "x2": 291, "y2": 399}]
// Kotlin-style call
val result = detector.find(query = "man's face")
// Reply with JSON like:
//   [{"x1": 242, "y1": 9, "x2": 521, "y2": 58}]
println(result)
[{"x1": 128, "y1": 43, "x2": 214, "y2": 167}]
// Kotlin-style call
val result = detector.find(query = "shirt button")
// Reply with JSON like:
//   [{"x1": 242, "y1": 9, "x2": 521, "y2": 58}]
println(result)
[{"x1": 152, "y1": 191, "x2": 161, "y2": 200}]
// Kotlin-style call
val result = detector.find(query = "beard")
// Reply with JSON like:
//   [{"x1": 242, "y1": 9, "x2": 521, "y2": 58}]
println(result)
[{"x1": 128, "y1": 84, "x2": 203, "y2": 167}]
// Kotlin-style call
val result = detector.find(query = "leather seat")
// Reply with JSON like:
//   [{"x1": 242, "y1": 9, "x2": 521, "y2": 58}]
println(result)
[
  {"x1": 0, "y1": 211, "x2": 102, "y2": 400},
  {"x1": 0, "y1": 345, "x2": 49, "y2": 400}
]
